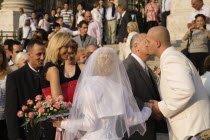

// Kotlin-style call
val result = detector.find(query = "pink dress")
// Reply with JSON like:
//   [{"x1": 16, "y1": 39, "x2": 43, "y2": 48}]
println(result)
[{"x1": 145, "y1": 3, "x2": 160, "y2": 22}]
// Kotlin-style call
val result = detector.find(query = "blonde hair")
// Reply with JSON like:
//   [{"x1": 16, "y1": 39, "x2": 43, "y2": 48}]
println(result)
[
  {"x1": 45, "y1": 31, "x2": 72, "y2": 65},
  {"x1": 76, "y1": 48, "x2": 86, "y2": 62},
  {"x1": 127, "y1": 22, "x2": 139, "y2": 32}
]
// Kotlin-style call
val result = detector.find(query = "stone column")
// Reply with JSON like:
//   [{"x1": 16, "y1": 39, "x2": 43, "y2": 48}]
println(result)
[
  {"x1": 0, "y1": 0, "x2": 33, "y2": 37},
  {"x1": 167, "y1": 0, "x2": 210, "y2": 41}
]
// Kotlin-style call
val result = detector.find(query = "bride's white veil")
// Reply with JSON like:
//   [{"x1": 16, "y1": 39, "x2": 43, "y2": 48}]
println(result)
[{"x1": 63, "y1": 47, "x2": 146, "y2": 139}]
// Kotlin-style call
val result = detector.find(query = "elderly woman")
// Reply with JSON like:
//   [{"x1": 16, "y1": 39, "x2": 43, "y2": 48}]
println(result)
[
  {"x1": 183, "y1": 14, "x2": 210, "y2": 75},
  {"x1": 201, "y1": 55, "x2": 210, "y2": 100},
  {"x1": 15, "y1": 52, "x2": 29, "y2": 68}
]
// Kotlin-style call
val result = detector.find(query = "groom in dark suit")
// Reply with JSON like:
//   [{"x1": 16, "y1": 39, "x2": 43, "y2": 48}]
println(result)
[
  {"x1": 123, "y1": 34, "x2": 164, "y2": 140},
  {"x1": 5, "y1": 40, "x2": 46, "y2": 140}
]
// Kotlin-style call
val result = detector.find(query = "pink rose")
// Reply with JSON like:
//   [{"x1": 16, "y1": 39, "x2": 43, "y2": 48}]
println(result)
[
  {"x1": 68, "y1": 102, "x2": 72, "y2": 107},
  {"x1": 63, "y1": 102, "x2": 69, "y2": 108},
  {"x1": 22, "y1": 105, "x2": 28, "y2": 111},
  {"x1": 28, "y1": 112, "x2": 34, "y2": 118},
  {"x1": 17, "y1": 111, "x2": 24, "y2": 118},
  {"x1": 38, "y1": 107, "x2": 45, "y2": 114},
  {"x1": 47, "y1": 99, "x2": 53, "y2": 105},
  {"x1": 155, "y1": 70, "x2": 161, "y2": 75},
  {"x1": 27, "y1": 99, "x2": 34, "y2": 105},
  {"x1": 54, "y1": 103, "x2": 61, "y2": 109},
  {"x1": 46, "y1": 95, "x2": 52, "y2": 100},
  {"x1": 36, "y1": 101, "x2": 42, "y2": 108},
  {"x1": 55, "y1": 95, "x2": 64, "y2": 102},
  {"x1": 35, "y1": 95, "x2": 42, "y2": 101}
]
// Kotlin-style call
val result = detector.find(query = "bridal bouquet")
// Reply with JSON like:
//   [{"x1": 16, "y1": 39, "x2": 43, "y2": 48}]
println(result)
[
  {"x1": 17, "y1": 95, "x2": 71, "y2": 127},
  {"x1": 154, "y1": 66, "x2": 161, "y2": 76}
]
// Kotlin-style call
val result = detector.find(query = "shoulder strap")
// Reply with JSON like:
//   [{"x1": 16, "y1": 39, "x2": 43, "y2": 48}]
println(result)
[{"x1": 186, "y1": 31, "x2": 193, "y2": 49}]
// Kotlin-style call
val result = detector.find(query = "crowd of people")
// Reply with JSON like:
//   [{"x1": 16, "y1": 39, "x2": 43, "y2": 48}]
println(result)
[{"x1": 0, "y1": 0, "x2": 210, "y2": 140}]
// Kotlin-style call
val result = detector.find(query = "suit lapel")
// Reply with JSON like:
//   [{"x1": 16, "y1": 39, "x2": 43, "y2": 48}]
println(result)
[
  {"x1": 130, "y1": 55, "x2": 154, "y2": 90},
  {"x1": 77, "y1": 36, "x2": 83, "y2": 48}
]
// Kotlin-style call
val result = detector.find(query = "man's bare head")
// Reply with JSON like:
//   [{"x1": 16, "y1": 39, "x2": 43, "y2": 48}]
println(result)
[{"x1": 146, "y1": 26, "x2": 171, "y2": 57}]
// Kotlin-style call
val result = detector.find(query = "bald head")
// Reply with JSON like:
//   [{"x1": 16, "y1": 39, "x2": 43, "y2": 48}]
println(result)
[
  {"x1": 147, "y1": 26, "x2": 171, "y2": 47},
  {"x1": 84, "y1": 11, "x2": 92, "y2": 22},
  {"x1": 86, "y1": 45, "x2": 98, "y2": 53}
]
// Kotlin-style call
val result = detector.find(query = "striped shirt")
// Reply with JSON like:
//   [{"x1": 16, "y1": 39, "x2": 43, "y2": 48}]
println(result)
[{"x1": 61, "y1": 9, "x2": 73, "y2": 26}]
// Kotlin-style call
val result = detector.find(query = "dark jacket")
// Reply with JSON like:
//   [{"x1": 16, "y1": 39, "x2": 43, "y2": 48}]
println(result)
[
  {"x1": 117, "y1": 11, "x2": 132, "y2": 43},
  {"x1": 123, "y1": 55, "x2": 160, "y2": 140}
]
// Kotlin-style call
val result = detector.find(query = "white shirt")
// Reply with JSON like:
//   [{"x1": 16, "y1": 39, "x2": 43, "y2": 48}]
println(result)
[
  {"x1": 201, "y1": 72, "x2": 210, "y2": 101},
  {"x1": 161, "y1": 0, "x2": 171, "y2": 12},
  {"x1": 106, "y1": 7, "x2": 117, "y2": 20},
  {"x1": 188, "y1": 4, "x2": 210, "y2": 30},
  {"x1": 76, "y1": 10, "x2": 85, "y2": 25},
  {"x1": 28, "y1": 63, "x2": 39, "y2": 73},
  {"x1": 19, "y1": 13, "x2": 27, "y2": 28},
  {"x1": 30, "y1": 18, "x2": 38, "y2": 31},
  {"x1": 38, "y1": 19, "x2": 51, "y2": 32},
  {"x1": 60, "y1": 27, "x2": 80, "y2": 36},
  {"x1": 23, "y1": 26, "x2": 32, "y2": 39},
  {"x1": 91, "y1": 8, "x2": 103, "y2": 27},
  {"x1": 131, "y1": 53, "x2": 147, "y2": 70}
]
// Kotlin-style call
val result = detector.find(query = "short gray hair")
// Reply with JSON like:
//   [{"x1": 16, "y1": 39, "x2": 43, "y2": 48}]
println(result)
[
  {"x1": 130, "y1": 34, "x2": 140, "y2": 50},
  {"x1": 15, "y1": 52, "x2": 29, "y2": 65}
]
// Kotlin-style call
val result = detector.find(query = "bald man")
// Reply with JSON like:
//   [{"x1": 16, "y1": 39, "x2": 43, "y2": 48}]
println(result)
[
  {"x1": 85, "y1": 45, "x2": 98, "y2": 59},
  {"x1": 123, "y1": 34, "x2": 162, "y2": 140},
  {"x1": 147, "y1": 26, "x2": 210, "y2": 140}
]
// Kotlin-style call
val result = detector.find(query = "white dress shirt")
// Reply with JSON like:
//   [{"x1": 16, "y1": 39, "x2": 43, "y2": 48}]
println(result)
[
  {"x1": 19, "y1": 13, "x2": 27, "y2": 28},
  {"x1": 131, "y1": 53, "x2": 147, "y2": 71},
  {"x1": 161, "y1": 0, "x2": 171, "y2": 12},
  {"x1": 87, "y1": 20, "x2": 102, "y2": 45},
  {"x1": 188, "y1": 4, "x2": 210, "y2": 30},
  {"x1": 38, "y1": 19, "x2": 51, "y2": 32},
  {"x1": 106, "y1": 7, "x2": 117, "y2": 20},
  {"x1": 91, "y1": 8, "x2": 103, "y2": 27},
  {"x1": 201, "y1": 72, "x2": 210, "y2": 101},
  {"x1": 30, "y1": 18, "x2": 38, "y2": 31}
]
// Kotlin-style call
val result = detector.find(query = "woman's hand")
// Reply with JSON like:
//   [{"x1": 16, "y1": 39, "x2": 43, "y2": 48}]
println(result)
[
  {"x1": 144, "y1": 102, "x2": 153, "y2": 109},
  {"x1": 53, "y1": 120, "x2": 61, "y2": 128}
]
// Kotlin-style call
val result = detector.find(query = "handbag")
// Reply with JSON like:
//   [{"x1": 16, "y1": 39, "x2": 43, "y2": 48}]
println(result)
[{"x1": 181, "y1": 31, "x2": 193, "y2": 58}]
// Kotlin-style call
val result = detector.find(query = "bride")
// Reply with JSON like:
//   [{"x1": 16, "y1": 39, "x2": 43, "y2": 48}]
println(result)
[{"x1": 53, "y1": 47, "x2": 153, "y2": 140}]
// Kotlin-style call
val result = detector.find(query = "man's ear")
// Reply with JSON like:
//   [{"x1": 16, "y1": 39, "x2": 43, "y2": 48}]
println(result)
[{"x1": 156, "y1": 40, "x2": 161, "y2": 48}]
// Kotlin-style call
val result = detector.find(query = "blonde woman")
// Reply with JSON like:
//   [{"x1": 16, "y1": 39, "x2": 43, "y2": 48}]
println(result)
[
  {"x1": 125, "y1": 22, "x2": 139, "y2": 58},
  {"x1": 119, "y1": 22, "x2": 139, "y2": 60},
  {"x1": 40, "y1": 31, "x2": 72, "y2": 99}
]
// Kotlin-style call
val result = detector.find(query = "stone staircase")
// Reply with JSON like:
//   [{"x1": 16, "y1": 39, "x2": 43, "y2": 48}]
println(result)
[{"x1": 104, "y1": 40, "x2": 187, "y2": 70}]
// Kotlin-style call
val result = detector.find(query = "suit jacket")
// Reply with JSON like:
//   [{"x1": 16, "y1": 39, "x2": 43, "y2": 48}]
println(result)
[
  {"x1": 123, "y1": 55, "x2": 160, "y2": 140},
  {"x1": 158, "y1": 47, "x2": 210, "y2": 140},
  {"x1": 73, "y1": 34, "x2": 97, "y2": 48},
  {"x1": 5, "y1": 64, "x2": 43, "y2": 140},
  {"x1": 117, "y1": 11, "x2": 132, "y2": 43}
]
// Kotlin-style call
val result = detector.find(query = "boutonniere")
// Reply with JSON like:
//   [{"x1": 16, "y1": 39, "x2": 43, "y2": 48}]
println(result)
[{"x1": 154, "y1": 66, "x2": 161, "y2": 76}]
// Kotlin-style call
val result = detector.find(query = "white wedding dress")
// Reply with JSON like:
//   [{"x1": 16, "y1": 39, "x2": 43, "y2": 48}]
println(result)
[{"x1": 61, "y1": 47, "x2": 151, "y2": 140}]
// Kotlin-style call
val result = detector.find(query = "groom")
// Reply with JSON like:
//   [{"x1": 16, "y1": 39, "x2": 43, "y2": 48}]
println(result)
[
  {"x1": 147, "y1": 26, "x2": 210, "y2": 140},
  {"x1": 123, "y1": 33, "x2": 165, "y2": 140}
]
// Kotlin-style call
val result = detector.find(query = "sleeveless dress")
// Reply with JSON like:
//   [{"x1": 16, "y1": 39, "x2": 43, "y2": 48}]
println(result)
[{"x1": 41, "y1": 62, "x2": 81, "y2": 102}]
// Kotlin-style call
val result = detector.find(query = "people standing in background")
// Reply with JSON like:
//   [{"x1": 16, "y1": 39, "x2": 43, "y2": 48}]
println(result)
[
  {"x1": 3, "y1": 39, "x2": 13, "y2": 61},
  {"x1": 91, "y1": 2, "x2": 103, "y2": 28},
  {"x1": 17, "y1": 8, "x2": 27, "y2": 41},
  {"x1": 99, "y1": 0, "x2": 106, "y2": 21},
  {"x1": 106, "y1": 0, "x2": 117, "y2": 44},
  {"x1": 145, "y1": 0, "x2": 160, "y2": 31},
  {"x1": 22, "y1": 18, "x2": 32, "y2": 49},
  {"x1": 73, "y1": 20, "x2": 97, "y2": 48},
  {"x1": 61, "y1": 3, "x2": 74, "y2": 29},
  {"x1": 0, "y1": 47, "x2": 10, "y2": 140},
  {"x1": 76, "y1": 3, "x2": 85, "y2": 27},
  {"x1": 49, "y1": 9, "x2": 56, "y2": 24},
  {"x1": 15, "y1": 52, "x2": 29, "y2": 68},
  {"x1": 8, "y1": 40, "x2": 23, "y2": 72},
  {"x1": 30, "y1": 12, "x2": 38, "y2": 32},
  {"x1": 183, "y1": 14, "x2": 210, "y2": 75},
  {"x1": 84, "y1": 11, "x2": 102, "y2": 46},
  {"x1": 38, "y1": 13, "x2": 51, "y2": 33},
  {"x1": 161, "y1": 0, "x2": 171, "y2": 27},
  {"x1": 117, "y1": 4, "x2": 132, "y2": 43},
  {"x1": 188, "y1": 0, "x2": 210, "y2": 54},
  {"x1": 55, "y1": 7, "x2": 62, "y2": 18}
]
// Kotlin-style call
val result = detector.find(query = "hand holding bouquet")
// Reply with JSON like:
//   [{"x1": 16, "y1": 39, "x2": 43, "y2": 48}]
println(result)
[{"x1": 17, "y1": 95, "x2": 71, "y2": 127}]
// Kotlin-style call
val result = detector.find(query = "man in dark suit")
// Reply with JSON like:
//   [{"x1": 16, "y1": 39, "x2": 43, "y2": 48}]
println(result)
[
  {"x1": 5, "y1": 40, "x2": 46, "y2": 140},
  {"x1": 73, "y1": 20, "x2": 97, "y2": 48},
  {"x1": 123, "y1": 34, "x2": 163, "y2": 140},
  {"x1": 117, "y1": 4, "x2": 132, "y2": 43}
]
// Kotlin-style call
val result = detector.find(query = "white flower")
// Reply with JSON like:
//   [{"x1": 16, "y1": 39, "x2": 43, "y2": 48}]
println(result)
[
  {"x1": 54, "y1": 109, "x2": 57, "y2": 112},
  {"x1": 50, "y1": 107, "x2": 53, "y2": 110}
]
